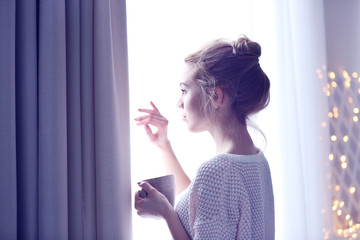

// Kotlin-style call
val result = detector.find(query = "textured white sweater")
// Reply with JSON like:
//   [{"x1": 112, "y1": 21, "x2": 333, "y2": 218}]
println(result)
[{"x1": 175, "y1": 152, "x2": 274, "y2": 240}]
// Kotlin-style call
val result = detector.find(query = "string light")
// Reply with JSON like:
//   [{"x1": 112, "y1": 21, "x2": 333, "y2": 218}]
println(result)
[
  {"x1": 349, "y1": 186, "x2": 356, "y2": 194},
  {"x1": 345, "y1": 80, "x2": 351, "y2": 88},
  {"x1": 331, "y1": 135, "x2": 337, "y2": 141},
  {"x1": 337, "y1": 209, "x2": 342, "y2": 216},
  {"x1": 341, "y1": 162, "x2": 348, "y2": 169},
  {"x1": 329, "y1": 72, "x2": 336, "y2": 79},
  {"x1": 323, "y1": 69, "x2": 360, "y2": 239},
  {"x1": 333, "y1": 107, "x2": 339, "y2": 118}
]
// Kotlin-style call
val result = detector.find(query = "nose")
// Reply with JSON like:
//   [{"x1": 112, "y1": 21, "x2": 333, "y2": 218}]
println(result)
[{"x1": 177, "y1": 97, "x2": 183, "y2": 108}]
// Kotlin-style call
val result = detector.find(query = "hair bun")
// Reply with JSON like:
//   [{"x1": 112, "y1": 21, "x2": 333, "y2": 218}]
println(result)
[{"x1": 232, "y1": 36, "x2": 261, "y2": 58}]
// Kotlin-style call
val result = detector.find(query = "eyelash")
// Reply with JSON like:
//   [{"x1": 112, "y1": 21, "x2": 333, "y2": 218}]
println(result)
[{"x1": 181, "y1": 89, "x2": 186, "y2": 94}]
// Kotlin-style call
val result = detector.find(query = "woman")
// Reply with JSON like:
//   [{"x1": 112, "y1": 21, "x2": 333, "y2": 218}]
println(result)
[{"x1": 134, "y1": 35, "x2": 274, "y2": 239}]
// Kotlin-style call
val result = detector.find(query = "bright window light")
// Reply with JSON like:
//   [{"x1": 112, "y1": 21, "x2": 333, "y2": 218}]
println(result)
[{"x1": 126, "y1": 1, "x2": 276, "y2": 239}]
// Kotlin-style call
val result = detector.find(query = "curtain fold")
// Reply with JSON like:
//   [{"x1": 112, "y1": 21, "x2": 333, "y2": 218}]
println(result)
[
  {"x1": 0, "y1": 1, "x2": 17, "y2": 239},
  {"x1": 79, "y1": 0, "x2": 98, "y2": 238},
  {"x1": 0, "y1": 0, "x2": 131, "y2": 239},
  {"x1": 15, "y1": 0, "x2": 39, "y2": 239},
  {"x1": 66, "y1": 0, "x2": 84, "y2": 238},
  {"x1": 38, "y1": 0, "x2": 68, "y2": 238}
]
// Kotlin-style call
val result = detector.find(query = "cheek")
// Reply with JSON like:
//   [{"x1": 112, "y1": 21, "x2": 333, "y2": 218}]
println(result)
[
  {"x1": 189, "y1": 95, "x2": 204, "y2": 116},
  {"x1": 186, "y1": 94, "x2": 197, "y2": 110}
]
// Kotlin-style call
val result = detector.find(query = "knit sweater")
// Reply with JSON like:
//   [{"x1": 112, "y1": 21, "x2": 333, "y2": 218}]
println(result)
[{"x1": 175, "y1": 152, "x2": 274, "y2": 240}]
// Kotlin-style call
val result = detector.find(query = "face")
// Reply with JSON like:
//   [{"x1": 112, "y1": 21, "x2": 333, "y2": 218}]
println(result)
[{"x1": 177, "y1": 64, "x2": 209, "y2": 132}]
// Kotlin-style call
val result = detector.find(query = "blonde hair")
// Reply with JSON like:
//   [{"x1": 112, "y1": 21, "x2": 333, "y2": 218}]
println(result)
[{"x1": 185, "y1": 35, "x2": 270, "y2": 125}]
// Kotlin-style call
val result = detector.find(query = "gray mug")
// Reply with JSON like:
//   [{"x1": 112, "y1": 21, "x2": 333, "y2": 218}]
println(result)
[{"x1": 140, "y1": 174, "x2": 175, "y2": 207}]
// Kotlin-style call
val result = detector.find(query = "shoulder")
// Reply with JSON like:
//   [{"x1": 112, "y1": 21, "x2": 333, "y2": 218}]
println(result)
[
  {"x1": 193, "y1": 154, "x2": 243, "y2": 188},
  {"x1": 196, "y1": 154, "x2": 232, "y2": 175},
  {"x1": 193, "y1": 152, "x2": 271, "y2": 188},
  {"x1": 196, "y1": 152, "x2": 268, "y2": 175}
]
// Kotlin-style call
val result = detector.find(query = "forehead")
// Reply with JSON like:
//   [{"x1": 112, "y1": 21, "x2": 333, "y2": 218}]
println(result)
[{"x1": 181, "y1": 63, "x2": 197, "y2": 86}]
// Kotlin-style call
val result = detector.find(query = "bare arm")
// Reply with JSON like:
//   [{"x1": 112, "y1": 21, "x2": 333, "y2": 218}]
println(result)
[
  {"x1": 163, "y1": 205, "x2": 191, "y2": 240},
  {"x1": 135, "y1": 102, "x2": 191, "y2": 194},
  {"x1": 157, "y1": 140, "x2": 190, "y2": 194}
]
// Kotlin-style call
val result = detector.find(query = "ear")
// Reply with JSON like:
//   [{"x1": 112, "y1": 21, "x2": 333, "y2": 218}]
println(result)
[{"x1": 212, "y1": 86, "x2": 224, "y2": 109}]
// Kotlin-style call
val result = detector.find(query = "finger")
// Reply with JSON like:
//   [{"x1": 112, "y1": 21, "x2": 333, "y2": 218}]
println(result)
[
  {"x1": 138, "y1": 181, "x2": 155, "y2": 193},
  {"x1": 150, "y1": 101, "x2": 159, "y2": 112},
  {"x1": 137, "y1": 210, "x2": 145, "y2": 216},
  {"x1": 137, "y1": 108, "x2": 160, "y2": 115},
  {"x1": 134, "y1": 190, "x2": 141, "y2": 199},
  {"x1": 134, "y1": 192, "x2": 142, "y2": 209},
  {"x1": 138, "y1": 108, "x2": 163, "y2": 117},
  {"x1": 136, "y1": 117, "x2": 168, "y2": 128},
  {"x1": 143, "y1": 125, "x2": 158, "y2": 142},
  {"x1": 134, "y1": 114, "x2": 166, "y2": 122},
  {"x1": 144, "y1": 125, "x2": 154, "y2": 137},
  {"x1": 134, "y1": 192, "x2": 144, "y2": 208}
]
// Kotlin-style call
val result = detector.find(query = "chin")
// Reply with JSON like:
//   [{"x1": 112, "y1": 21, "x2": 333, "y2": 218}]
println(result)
[{"x1": 186, "y1": 123, "x2": 205, "y2": 133}]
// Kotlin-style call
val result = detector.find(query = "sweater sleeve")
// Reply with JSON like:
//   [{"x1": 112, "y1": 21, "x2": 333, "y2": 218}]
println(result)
[{"x1": 187, "y1": 156, "x2": 252, "y2": 240}]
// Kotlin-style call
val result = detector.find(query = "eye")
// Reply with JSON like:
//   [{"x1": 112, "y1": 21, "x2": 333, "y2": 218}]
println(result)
[{"x1": 181, "y1": 88, "x2": 187, "y2": 95}]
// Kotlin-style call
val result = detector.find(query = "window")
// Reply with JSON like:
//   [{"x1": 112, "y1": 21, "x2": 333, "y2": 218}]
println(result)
[{"x1": 126, "y1": 1, "x2": 275, "y2": 238}]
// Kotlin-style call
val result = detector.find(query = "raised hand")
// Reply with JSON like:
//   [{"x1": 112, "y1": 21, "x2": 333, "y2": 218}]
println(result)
[
  {"x1": 134, "y1": 101, "x2": 191, "y2": 195},
  {"x1": 134, "y1": 101, "x2": 169, "y2": 147}
]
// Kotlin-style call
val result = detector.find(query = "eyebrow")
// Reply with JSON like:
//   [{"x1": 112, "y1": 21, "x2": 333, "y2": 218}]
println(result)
[{"x1": 179, "y1": 82, "x2": 189, "y2": 88}]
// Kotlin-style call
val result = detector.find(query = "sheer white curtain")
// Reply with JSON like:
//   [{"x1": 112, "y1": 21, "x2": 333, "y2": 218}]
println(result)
[
  {"x1": 255, "y1": 0, "x2": 333, "y2": 238},
  {"x1": 127, "y1": 0, "x2": 332, "y2": 239}
]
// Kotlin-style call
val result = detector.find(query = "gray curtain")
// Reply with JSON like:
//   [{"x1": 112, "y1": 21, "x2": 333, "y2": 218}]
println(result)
[{"x1": 0, "y1": 0, "x2": 132, "y2": 239}]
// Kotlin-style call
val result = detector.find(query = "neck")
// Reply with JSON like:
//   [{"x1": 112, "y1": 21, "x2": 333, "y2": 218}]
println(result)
[{"x1": 208, "y1": 115, "x2": 258, "y2": 155}]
